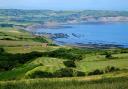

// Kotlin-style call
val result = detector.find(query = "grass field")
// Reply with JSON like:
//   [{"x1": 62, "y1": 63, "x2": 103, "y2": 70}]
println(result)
[
  {"x1": 78, "y1": 54, "x2": 128, "y2": 73},
  {"x1": 0, "y1": 76, "x2": 128, "y2": 89},
  {"x1": 0, "y1": 27, "x2": 128, "y2": 89},
  {"x1": 0, "y1": 45, "x2": 128, "y2": 80}
]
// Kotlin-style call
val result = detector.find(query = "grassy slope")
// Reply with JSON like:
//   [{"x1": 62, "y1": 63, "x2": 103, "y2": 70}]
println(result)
[
  {"x1": 0, "y1": 76, "x2": 128, "y2": 89},
  {"x1": 0, "y1": 27, "x2": 51, "y2": 47},
  {"x1": 0, "y1": 27, "x2": 128, "y2": 89},
  {"x1": 0, "y1": 45, "x2": 128, "y2": 80},
  {"x1": 78, "y1": 54, "x2": 128, "y2": 73}
]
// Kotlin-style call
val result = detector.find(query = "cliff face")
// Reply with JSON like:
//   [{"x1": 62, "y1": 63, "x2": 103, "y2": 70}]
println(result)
[
  {"x1": 1, "y1": 9, "x2": 128, "y2": 29},
  {"x1": 77, "y1": 16, "x2": 128, "y2": 23}
]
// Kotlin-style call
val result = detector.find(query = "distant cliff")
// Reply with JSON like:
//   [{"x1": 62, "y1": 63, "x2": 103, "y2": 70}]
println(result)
[{"x1": 0, "y1": 9, "x2": 128, "y2": 28}]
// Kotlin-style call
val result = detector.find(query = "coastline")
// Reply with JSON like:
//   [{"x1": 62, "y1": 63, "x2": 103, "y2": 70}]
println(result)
[{"x1": 14, "y1": 21, "x2": 128, "y2": 49}]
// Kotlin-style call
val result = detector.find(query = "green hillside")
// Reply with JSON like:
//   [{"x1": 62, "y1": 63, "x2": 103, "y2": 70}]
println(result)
[{"x1": 0, "y1": 27, "x2": 128, "y2": 89}]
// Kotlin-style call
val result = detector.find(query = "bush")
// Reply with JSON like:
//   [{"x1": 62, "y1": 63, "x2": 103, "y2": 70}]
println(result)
[
  {"x1": 54, "y1": 68, "x2": 74, "y2": 77},
  {"x1": 0, "y1": 48, "x2": 4, "y2": 54},
  {"x1": 54, "y1": 68, "x2": 85, "y2": 77},
  {"x1": 0, "y1": 61, "x2": 17, "y2": 71},
  {"x1": 26, "y1": 70, "x2": 53, "y2": 78},
  {"x1": 43, "y1": 48, "x2": 83, "y2": 61},
  {"x1": 88, "y1": 66, "x2": 120, "y2": 76},
  {"x1": 105, "y1": 52, "x2": 113, "y2": 59},
  {"x1": 48, "y1": 44, "x2": 58, "y2": 46},
  {"x1": 120, "y1": 49, "x2": 128, "y2": 53},
  {"x1": 0, "y1": 51, "x2": 43, "y2": 71},
  {"x1": 1, "y1": 38, "x2": 14, "y2": 40},
  {"x1": 76, "y1": 71, "x2": 86, "y2": 76},
  {"x1": 16, "y1": 51, "x2": 43, "y2": 64},
  {"x1": 105, "y1": 66, "x2": 120, "y2": 73},
  {"x1": 63, "y1": 61, "x2": 76, "y2": 68},
  {"x1": 88, "y1": 69, "x2": 104, "y2": 75},
  {"x1": 32, "y1": 37, "x2": 48, "y2": 43}
]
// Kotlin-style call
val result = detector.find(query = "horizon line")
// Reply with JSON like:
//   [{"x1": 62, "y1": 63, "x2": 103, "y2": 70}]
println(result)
[{"x1": 0, "y1": 8, "x2": 128, "y2": 12}]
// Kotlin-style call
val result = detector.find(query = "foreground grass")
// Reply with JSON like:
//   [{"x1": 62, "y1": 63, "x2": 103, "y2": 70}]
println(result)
[{"x1": 0, "y1": 76, "x2": 128, "y2": 89}]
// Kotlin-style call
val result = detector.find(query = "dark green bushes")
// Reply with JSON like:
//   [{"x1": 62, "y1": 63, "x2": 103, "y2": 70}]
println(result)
[
  {"x1": 27, "y1": 71, "x2": 53, "y2": 78},
  {"x1": 105, "y1": 66, "x2": 120, "y2": 73},
  {"x1": 88, "y1": 69, "x2": 104, "y2": 75},
  {"x1": 105, "y1": 52, "x2": 113, "y2": 59},
  {"x1": 54, "y1": 68, "x2": 85, "y2": 77},
  {"x1": 0, "y1": 61, "x2": 17, "y2": 71},
  {"x1": 0, "y1": 48, "x2": 4, "y2": 54},
  {"x1": 32, "y1": 37, "x2": 48, "y2": 43},
  {"x1": 27, "y1": 68, "x2": 85, "y2": 78},
  {"x1": 120, "y1": 48, "x2": 128, "y2": 53},
  {"x1": 63, "y1": 61, "x2": 76, "y2": 68},
  {"x1": 0, "y1": 51, "x2": 43, "y2": 71},
  {"x1": 88, "y1": 66, "x2": 120, "y2": 75},
  {"x1": 15, "y1": 51, "x2": 43, "y2": 64},
  {"x1": 54, "y1": 68, "x2": 74, "y2": 77},
  {"x1": 48, "y1": 43, "x2": 58, "y2": 46},
  {"x1": 43, "y1": 48, "x2": 83, "y2": 61},
  {"x1": 0, "y1": 38, "x2": 15, "y2": 41}
]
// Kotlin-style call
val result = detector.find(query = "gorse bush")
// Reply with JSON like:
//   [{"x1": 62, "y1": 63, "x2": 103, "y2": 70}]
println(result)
[
  {"x1": 105, "y1": 66, "x2": 120, "y2": 73},
  {"x1": 105, "y1": 52, "x2": 113, "y2": 59},
  {"x1": 117, "y1": 48, "x2": 128, "y2": 53},
  {"x1": 0, "y1": 51, "x2": 43, "y2": 71},
  {"x1": 54, "y1": 68, "x2": 85, "y2": 77},
  {"x1": 0, "y1": 37, "x2": 15, "y2": 40},
  {"x1": 0, "y1": 48, "x2": 4, "y2": 54},
  {"x1": 48, "y1": 43, "x2": 58, "y2": 46},
  {"x1": 26, "y1": 68, "x2": 85, "y2": 78},
  {"x1": 63, "y1": 61, "x2": 76, "y2": 68},
  {"x1": 88, "y1": 69, "x2": 104, "y2": 75},
  {"x1": 0, "y1": 61, "x2": 18, "y2": 71},
  {"x1": 26, "y1": 70, "x2": 53, "y2": 78},
  {"x1": 32, "y1": 37, "x2": 48, "y2": 43},
  {"x1": 54, "y1": 68, "x2": 74, "y2": 77},
  {"x1": 43, "y1": 48, "x2": 83, "y2": 61},
  {"x1": 88, "y1": 66, "x2": 120, "y2": 75}
]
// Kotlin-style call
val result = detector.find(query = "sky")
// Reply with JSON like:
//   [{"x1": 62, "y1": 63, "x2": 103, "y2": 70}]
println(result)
[{"x1": 0, "y1": 0, "x2": 128, "y2": 11}]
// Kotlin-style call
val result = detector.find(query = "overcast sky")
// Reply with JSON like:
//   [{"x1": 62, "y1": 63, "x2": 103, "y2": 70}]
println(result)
[{"x1": 0, "y1": 0, "x2": 128, "y2": 11}]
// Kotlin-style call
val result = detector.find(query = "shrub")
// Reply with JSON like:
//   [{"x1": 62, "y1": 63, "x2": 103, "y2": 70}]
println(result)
[
  {"x1": 105, "y1": 52, "x2": 113, "y2": 59},
  {"x1": 32, "y1": 37, "x2": 48, "y2": 43},
  {"x1": 63, "y1": 61, "x2": 76, "y2": 68},
  {"x1": 88, "y1": 66, "x2": 120, "y2": 76},
  {"x1": 43, "y1": 48, "x2": 83, "y2": 61},
  {"x1": 54, "y1": 68, "x2": 85, "y2": 77},
  {"x1": 88, "y1": 69, "x2": 104, "y2": 75},
  {"x1": 120, "y1": 48, "x2": 128, "y2": 53},
  {"x1": 26, "y1": 70, "x2": 53, "y2": 78},
  {"x1": 1, "y1": 38, "x2": 14, "y2": 40},
  {"x1": 48, "y1": 44, "x2": 58, "y2": 46},
  {"x1": 17, "y1": 51, "x2": 43, "y2": 64},
  {"x1": 0, "y1": 61, "x2": 17, "y2": 71},
  {"x1": 0, "y1": 48, "x2": 4, "y2": 54},
  {"x1": 76, "y1": 71, "x2": 86, "y2": 76},
  {"x1": 0, "y1": 51, "x2": 43, "y2": 71},
  {"x1": 54, "y1": 68, "x2": 74, "y2": 77},
  {"x1": 104, "y1": 66, "x2": 120, "y2": 73}
]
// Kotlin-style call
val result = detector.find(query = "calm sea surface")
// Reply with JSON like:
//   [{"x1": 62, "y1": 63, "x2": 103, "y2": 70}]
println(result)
[{"x1": 35, "y1": 23, "x2": 128, "y2": 48}]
